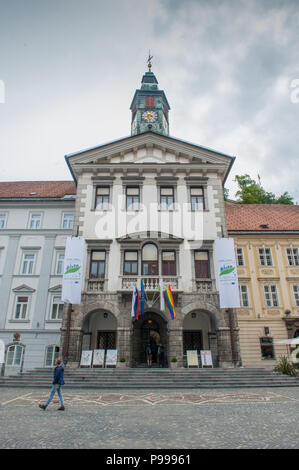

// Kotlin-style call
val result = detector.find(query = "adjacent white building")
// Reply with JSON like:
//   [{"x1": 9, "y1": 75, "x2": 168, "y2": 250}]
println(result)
[{"x1": 0, "y1": 181, "x2": 75, "y2": 374}]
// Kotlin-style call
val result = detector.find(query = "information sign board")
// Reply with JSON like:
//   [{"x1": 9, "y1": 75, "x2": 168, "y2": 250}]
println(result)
[
  {"x1": 187, "y1": 350, "x2": 199, "y2": 367},
  {"x1": 93, "y1": 349, "x2": 105, "y2": 367},
  {"x1": 105, "y1": 349, "x2": 117, "y2": 367},
  {"x1": 200, "y1": 350, "x2": 213, "y2": 367},
  {"x1": 80, "y1": 350, "x2": 93, "y2": 367}
]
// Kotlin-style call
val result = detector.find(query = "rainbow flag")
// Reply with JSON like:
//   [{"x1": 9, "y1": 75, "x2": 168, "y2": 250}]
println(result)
[{"x1": 164, "y1": 285, "x2": 175, "y2": 319}]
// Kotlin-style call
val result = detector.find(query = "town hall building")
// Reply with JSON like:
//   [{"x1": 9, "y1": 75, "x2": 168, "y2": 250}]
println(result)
[{"x1": 61, "y1": 62, "x2": 241, "y2": 368}]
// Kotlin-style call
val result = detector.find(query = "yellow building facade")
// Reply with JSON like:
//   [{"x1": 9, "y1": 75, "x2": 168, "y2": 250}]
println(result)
[{"x1": 226, "y1": 203, "x2": 299, "y2": 367}]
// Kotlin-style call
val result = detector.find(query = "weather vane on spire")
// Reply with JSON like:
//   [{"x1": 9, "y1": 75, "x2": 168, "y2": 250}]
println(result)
[{"x1": 147, "y1": 50, "x2": 153, "y2": 71}]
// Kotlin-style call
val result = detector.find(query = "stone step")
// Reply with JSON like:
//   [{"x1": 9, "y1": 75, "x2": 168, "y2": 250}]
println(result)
[{"x1": 1, "y1": 367, "x2": 297, "y2": 389}]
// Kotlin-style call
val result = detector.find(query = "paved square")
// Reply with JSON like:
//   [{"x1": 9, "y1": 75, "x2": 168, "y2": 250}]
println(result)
[{"x1": 0, "y1": 387, "x2": 298, "y2": 449}]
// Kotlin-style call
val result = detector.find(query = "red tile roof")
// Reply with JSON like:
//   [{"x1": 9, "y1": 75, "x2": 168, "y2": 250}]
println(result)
[
  {"x1": 226, "y1": 203, "x2": 299, "y2": 231},
  {"x1": 0, "y1": 181, "x2": 76, "y2": 199}
]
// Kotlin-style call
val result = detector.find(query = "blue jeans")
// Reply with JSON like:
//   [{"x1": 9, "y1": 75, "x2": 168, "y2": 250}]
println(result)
[{"x1": 45, "y1": 384, "x2": 64, "y2": 408}]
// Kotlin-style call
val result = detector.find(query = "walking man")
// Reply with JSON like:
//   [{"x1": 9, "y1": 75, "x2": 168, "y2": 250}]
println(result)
[{"x1": 39, "y1": 358, "x2": 65, "y2": 411}]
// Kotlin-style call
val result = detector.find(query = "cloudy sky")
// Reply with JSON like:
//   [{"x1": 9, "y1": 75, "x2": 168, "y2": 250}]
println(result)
[{"x1": 0, "y1": 0, "x2": 298, "y2": 201}]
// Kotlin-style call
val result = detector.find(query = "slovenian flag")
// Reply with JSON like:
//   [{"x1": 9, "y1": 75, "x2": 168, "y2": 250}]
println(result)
[
  {"x1": 131, "y1": 286, "x2": 140, "y2": 320},
  {"x1": 164, "y1": 285, "x2": 175, "y2": 319},
  {"x1": 140, "y1": 280, "x2": 145, "y2": 315}
]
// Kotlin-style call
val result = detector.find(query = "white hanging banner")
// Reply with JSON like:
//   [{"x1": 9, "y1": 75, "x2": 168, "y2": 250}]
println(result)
[
  {"x1": 61, "y1": 237, "x2": 85, "y2": 305},
  {"x1": 215, "y1": 238, "x2": 240, "y2": 308},
  {"x1": 0, "y1": 340, "x2": 5, "y2": 364}
]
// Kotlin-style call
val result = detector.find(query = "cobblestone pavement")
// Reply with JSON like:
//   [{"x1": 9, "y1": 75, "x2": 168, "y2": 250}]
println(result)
[{"x1": 0, "y1": 387, "x2": 298, "y2": 449}]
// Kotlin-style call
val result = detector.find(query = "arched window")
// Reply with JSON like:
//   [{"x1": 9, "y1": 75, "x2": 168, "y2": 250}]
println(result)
[
  {"x1": 45, "y1": 345, "x2": 60, "y2": 367},
  {"x1": 142, "y1": 243, "x2": 158, "y2": 275},
  {"x1": 6, "y1": 344, "x2": 24, "y2": 366}
]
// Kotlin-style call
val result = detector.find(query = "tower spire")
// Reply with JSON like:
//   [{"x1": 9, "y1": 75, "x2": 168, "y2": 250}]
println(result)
[{"x1": 147, "y1": 51, "x2": 153, "y2": 72}]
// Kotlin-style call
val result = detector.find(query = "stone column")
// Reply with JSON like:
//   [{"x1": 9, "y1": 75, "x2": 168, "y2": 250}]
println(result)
[
  {"x1": 116, "y1": 327, "x2": 131, "y2": 366},
  {"x1": 168, "y1": 327, "x2": 184, "y2": 367},
  {"x1": 61, "y1": 306, "x2": 83, "y2": 368},
  {"x1": 216, "y1": 327, "x2": 234, "y2": 368}
]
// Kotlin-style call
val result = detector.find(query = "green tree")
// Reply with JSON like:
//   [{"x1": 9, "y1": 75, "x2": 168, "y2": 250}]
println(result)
[{"x1": 234, "y1": 174, "x2": 294, "y2": 205}]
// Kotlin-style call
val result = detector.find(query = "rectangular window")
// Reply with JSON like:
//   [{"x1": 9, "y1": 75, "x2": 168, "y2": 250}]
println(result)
[
  {"x1": 293, "y1": 285, "x2": 299, "y2": 307},
  {"x1": 160, "y1": 187, "x2": 174, "y2": 210},
  {"x1": 15, "y1": 296, "x2": 28, "y2": 319},
  {"x1": 62, "y1": 213, "x2": 74, "y2": 229},
  {"x1": 239, "y1": 285, "x2": 249, "y2": 307},
  {"x1": 263, "y1": 285, "x2": 279, "y2": 307},
  {"x1": 123, "y1": 251, "x2": 138, "y2": 275},
  {"x1": 258, "y1": 247, "x2": 273, "y2": 266},
  {"x1": 190, "y1": 187, "x2": 204, "y2": 210},
  {"x1": 95, "y1": 187, "x2": 110, "y2": 210},
  {"x1": 55, "y1": 252, "x2": 65, "y2": 275},
  {"x1": 29, "y1": 213, "x2": 42, "y2": 229},
  {"x1": 162, "y1": 251, "x2": 176, "y2": 276},
  {"x1": 126, "y1": 187, "x2": 140, "y2": 211},
  {"x1": 287, "y1": 248, "x2": 299, "y2": 266},
  {"x1": 90, "y1": 251, "x2": 106, "y2": 279},
  {"x1": 236, "y1": 248, "x2": 244, "y2": 266},
  {"x1": 194, "y1": 251, "x2": 210, "y2": 278},
  {"x1": 260, "y1": 337, "x2": 275, "y2": 360},
  {"x1": 51, "y1": 296, "x2": 64, "y2": 320},
  {"x1": 21, "y1": 253, "x2": 36, "y2": 275},
  {"x1": 0, "y1": 212, "x2": 7, "y2": 228}
]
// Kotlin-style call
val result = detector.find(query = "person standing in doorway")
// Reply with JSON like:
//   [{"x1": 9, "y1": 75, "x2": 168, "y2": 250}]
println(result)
[
  {"x1": 145, "y1": 343, "x2": 152, "y2": 367},
  {"x1": 157, "y1": 344, "x2": 165, "y2": 368},
  {"x1": 39, "y1": 358, "x2": 65, "y2": 411}
]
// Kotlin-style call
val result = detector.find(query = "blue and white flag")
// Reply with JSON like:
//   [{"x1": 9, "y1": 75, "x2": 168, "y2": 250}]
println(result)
[{"x1": 140, "y1": 280, "x2": 145, "y2": 315}]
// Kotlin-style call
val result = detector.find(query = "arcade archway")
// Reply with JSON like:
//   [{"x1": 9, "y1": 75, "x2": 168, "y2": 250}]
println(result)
[{"x1": 131, "y1": 311, "x2": 168, "y2": 367}]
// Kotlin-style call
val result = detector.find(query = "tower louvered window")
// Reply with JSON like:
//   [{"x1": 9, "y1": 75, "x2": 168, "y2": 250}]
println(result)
[{"x1": 145, "y1": 96, "x2": 155, "y2": 108}]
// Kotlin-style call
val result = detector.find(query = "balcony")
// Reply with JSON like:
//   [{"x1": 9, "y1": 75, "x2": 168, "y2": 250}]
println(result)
[
  {"x1": 193, "y1": 279, "x2": 216, "y2": 293},
  {"x1": 86, "y1": 279, "x2": 106, "y2": 292},
  {"x1": 120, "y1": 276, "x2": 180, "y2": 292}
]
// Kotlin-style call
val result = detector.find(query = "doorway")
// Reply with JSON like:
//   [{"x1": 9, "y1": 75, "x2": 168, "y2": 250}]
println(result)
[
  {"x1": 132, "y1": 311, "x2": 168, "y2": 366},
  {"x1": 97, "y1": 331, "x2": 116, "y2": 350}
]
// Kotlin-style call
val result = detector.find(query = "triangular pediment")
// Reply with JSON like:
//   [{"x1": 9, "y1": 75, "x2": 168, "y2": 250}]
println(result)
[
  {"x1": 117, "y1": 231, "x2": 184, "y2": 243},
  {"x1": 66, "y1": 132, "x2": 235, "y2": 183},
  {"x1": 48, "y1": 284, "x2": 62, "y2": 292},
  {"x1": 13, "y1": 284, "x2": 36, "y2": 293}
]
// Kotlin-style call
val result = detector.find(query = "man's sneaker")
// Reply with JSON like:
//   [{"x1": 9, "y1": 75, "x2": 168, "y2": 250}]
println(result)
[
  {"x1": 39, "y1": 404, "x2": 46, "y2": 410},
  {"x1": 57, "y1": 406, "x2": 65, "y2": 410}
]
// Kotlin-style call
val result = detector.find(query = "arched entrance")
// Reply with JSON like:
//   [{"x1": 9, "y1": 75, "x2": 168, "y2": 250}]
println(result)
[
  {"x1": 131, "y1": 311, "x2": 168, "y2": 367},
  {"x1": 183, "y1": 310, "x2": 218, "y2": 366},
  {"x1": 82, "y1": 309, "x2": 117, "y2": 353}
]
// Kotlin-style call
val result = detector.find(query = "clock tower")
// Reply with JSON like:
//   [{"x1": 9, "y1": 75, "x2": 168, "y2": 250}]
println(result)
[{"x1": 130, "y1": 55, "x2": 170, "y2": 136}]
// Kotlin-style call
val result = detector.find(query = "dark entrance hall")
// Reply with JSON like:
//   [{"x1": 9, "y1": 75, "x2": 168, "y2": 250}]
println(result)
[{"x1": 131, "y1": 311, "x2": 168, "y2": 367}]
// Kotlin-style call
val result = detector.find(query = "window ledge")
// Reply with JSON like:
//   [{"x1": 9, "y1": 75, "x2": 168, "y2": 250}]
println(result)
[{"x1": 9, "y1": 319, "x2": 30, "y2": 323}]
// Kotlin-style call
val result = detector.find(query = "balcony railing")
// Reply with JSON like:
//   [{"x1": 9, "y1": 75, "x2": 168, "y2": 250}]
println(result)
[
  {"x1": 86, "y1": 279, "x2": 105, "y2": 292},
  {"x1": 193, "y1": 279, "x2": 216, "y2": 293},
  {"x1": 85, "y1": 277, "x2": 217, "y2": 295},
  {"x1": 120, "y1": 276, "x2": 179, "y2": 291}
]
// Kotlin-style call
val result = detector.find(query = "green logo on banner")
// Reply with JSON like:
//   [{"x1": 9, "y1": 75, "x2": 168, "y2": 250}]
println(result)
[
  {"x1": 64, "y1": 264, "x2": 80, "y2": 275},
  {"x1": 220, "y1": 265, "x2": 235, "y2": 276}
]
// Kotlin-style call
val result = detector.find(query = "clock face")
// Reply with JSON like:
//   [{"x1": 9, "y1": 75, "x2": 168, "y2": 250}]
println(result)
[{"x1": 142, "y1": 110, "x2": 157, "y2": 123}]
